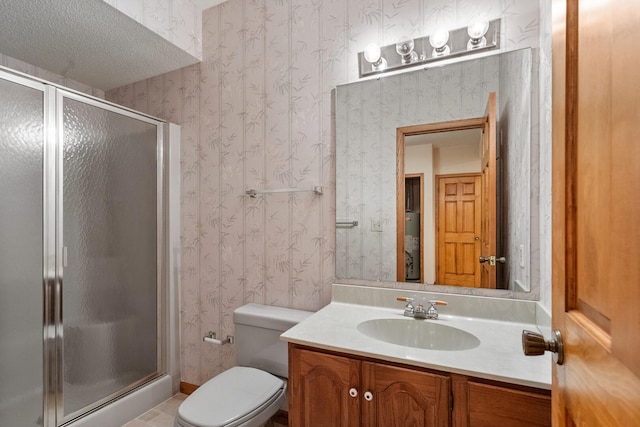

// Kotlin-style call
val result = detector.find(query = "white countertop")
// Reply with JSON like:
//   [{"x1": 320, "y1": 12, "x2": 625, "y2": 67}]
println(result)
[{"x1": 281, "y1": 286, "x2": 552, "y2": 390}]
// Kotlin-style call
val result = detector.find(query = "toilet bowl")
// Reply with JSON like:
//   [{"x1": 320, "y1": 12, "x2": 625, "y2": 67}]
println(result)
[
  {"x1": 174, "y1": 304, "x2": 311, "y2": 427},
  {"x1": 174, "y1": 367, "x2": 285, "y2": 427}
]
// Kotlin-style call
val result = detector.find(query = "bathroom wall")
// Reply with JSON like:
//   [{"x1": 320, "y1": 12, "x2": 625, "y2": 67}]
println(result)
[
  {"x1": 107, "y1": 0, "x2": 550, "y2": 386},
  {"x1": 498, "y1": 49, "x2": 533, "y2": 293}
]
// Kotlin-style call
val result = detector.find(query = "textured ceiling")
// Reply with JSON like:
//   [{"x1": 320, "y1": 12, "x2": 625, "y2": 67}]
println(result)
[{"x1": 0, "y1": 0, "x2": 200, "y2": 91}]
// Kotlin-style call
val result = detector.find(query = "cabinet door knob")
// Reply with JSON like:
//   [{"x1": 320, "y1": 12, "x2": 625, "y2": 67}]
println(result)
[
  {"x1": 364, "y1": 391, "x2": 373, "y2": 401},
  {"x1": 522, "y1": 329, "x2": 564, "y2": 365},
  {"x1": 349, "y1": 387, "x2": 358, "y2": 398}
]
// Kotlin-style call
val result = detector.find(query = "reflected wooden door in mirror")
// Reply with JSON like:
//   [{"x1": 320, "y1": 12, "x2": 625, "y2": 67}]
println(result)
[{"x1": 436, "y1": 174, "x2": 482, "y2": 287}]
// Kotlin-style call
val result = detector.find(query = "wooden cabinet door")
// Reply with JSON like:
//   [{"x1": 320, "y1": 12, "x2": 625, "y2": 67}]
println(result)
[
  {"x1": 552, "y1": 0, "x2": 640, "y2": 425},
  {"x1": 361, "y1": 361, "x2": 450, "y2": 427},
  {"x1": 288, "y1": 347, "x2": 360, "y2": 427},
  {"x1": 466, "y1": 381, "x2": 550, "y2": 427}
]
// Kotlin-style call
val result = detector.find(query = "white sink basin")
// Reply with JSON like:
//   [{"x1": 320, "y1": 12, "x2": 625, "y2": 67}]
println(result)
[{"x1": 357, "y1": 318, "x2": 480, "y2": 351}]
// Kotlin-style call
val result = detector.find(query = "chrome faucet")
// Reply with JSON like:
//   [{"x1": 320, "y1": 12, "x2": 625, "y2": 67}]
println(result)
[{"x1": 397, "y1": 297, "x2": 447, "y2": 319}]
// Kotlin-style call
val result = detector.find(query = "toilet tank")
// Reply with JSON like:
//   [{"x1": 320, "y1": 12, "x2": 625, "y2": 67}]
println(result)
[{"x1": 233, "y1": 303, "x2": 312, "y2": 378}]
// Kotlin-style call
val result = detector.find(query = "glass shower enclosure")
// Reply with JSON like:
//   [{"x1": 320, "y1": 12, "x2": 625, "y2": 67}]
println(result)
[{"x1": 0, "y1": 67, "x2": 168, "y2": 426}]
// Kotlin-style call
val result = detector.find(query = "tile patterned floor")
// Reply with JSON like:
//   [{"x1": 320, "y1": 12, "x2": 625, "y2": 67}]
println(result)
[
  {"x1": 121, "y1": 393, "x2": 186, "y2": 427},
  {"x1": 121, "y1": 393, "x2": 286, "y2": 427}
]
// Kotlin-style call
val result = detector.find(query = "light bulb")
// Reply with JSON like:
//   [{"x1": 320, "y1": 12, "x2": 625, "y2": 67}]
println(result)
[
  {"x1": 467, "y1": 20, "x2": 489, "y2": 39},
  {"x1": 363, "y1": 43, "x2": 387, "y2": 71},
  {"x1": 429, "y1": 30, "x2": 450, "y2": 57},
  {"x1": 395, "y1": 36, "x2": 414, "y2": 55},
  {"x1": 467, "y1": 20, "x2": 490, "y2": 50},
  {"x1": 364, "y1": 43, "x2": 381, "y2": 63},
  {"x1": 396, "y1": 36, "x2": 418, "y2": 64}
]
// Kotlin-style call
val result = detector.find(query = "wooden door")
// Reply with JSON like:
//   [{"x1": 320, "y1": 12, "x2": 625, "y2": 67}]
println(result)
[
  {"x1": 288, "y1": 346, "x2": 360, "y2": 427},
  {"x1": 436, "y1": 174, "x2": 482, "y2": 287},
  {"x1": 551, "y1": 0, "x2": 640, "y2": 425},
  {"x1": 479, "y1": 92, "x2": 497, "y2": 289},
  {"x1": 361, "y1": 362, "x2": 450, "y2": 427}
]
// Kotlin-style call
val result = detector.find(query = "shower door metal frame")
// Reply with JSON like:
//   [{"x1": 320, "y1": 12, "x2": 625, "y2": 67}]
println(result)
[
  {"x1": 54, "y1": 89, "x2": 166, "y2": 426},
  {"x1": 0, "y1": 65, "x2": 168, "y2": 427},
  {"x1": 44, "y1": 83, "x2": 60, "y2": 427},
  {"x1": 0, "y1": 67, "x2": 56, "y2": 427}
]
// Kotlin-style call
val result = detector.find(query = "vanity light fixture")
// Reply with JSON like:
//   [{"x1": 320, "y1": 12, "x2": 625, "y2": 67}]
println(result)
[
  {"x1": 363, "y1": 43, "x2": 388, "y2": 71},
  {"x1": 357, "y1": 18, "x2": 500, "y2": 78},
  {"x1": 467, "y1": 19, "x2": 490, "y2": 50},
  {"x1": 429, "y1": 30, "x2": 450, "y2": 57},
  {"x1": 396, "y1": 36, "x2": 419, "y2": 64}
]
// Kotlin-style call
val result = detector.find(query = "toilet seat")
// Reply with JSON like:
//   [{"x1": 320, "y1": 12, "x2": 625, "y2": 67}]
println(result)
[{"x1": 175, "y1": 366, "x2": 285, "y2": 427}]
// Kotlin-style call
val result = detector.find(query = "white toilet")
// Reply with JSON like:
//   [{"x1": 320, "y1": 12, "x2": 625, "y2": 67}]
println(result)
[{"x1": 174, "y1": 303, "x2": 312, "y2": 427}]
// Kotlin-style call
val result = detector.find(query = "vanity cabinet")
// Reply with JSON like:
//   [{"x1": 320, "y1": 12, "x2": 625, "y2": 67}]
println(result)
[
  {"x1": 288, "y1": 345, "x2": 450, "y2": 427},
  {"x1": 288, "y1": 344, "x2": 551, "y2": 427},
  {"x1": 454, "y1": 378, "x2": 552, "y2": 427},
  {"x1": 288, "y1": 346, "x2": 360, "y2": 426}
]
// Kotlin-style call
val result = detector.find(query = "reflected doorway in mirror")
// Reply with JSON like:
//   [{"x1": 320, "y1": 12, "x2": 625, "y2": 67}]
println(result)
[{"x1": 397, "y1": 93, "x2": 497, "y2": 288}]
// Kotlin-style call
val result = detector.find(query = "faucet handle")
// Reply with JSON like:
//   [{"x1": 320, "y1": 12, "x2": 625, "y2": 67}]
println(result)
[
  {"x1": 425, "y1": 300, "x2": 447, "y2": 319},
  {"x1": 396, "y1": 296, "x2": 415, "y2": 317}
]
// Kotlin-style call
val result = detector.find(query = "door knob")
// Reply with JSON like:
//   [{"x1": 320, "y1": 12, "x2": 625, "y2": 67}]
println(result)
[
  {"x1": 479, "y1": 256, "x2": 506, "y2": 265},
  {"x1": 522, "y1": 329, "x2": 564, "y2": 365}
]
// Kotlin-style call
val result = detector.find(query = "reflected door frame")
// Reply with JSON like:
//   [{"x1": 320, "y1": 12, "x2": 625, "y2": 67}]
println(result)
[{"x1": 396, "y1": 116, "x2": 487, "y2": 283}]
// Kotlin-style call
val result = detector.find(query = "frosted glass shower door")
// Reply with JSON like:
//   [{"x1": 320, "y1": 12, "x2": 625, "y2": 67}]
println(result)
[
  {"x1": 60, "y1": 93, "x2": 162, "y2": 421},
  {"x1": 0, "y1": 74, "x2": 45, "y2": 426}
]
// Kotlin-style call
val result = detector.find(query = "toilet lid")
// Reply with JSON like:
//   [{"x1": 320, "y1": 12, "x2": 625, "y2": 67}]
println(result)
[{"x1": 177, "y1": 366, "x2": 285, "y2": 427}]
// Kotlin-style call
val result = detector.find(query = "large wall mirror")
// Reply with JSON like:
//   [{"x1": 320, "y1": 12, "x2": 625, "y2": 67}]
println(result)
[{"x1": 336, "y1": 48, "x2": 535, "y2": 296}]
